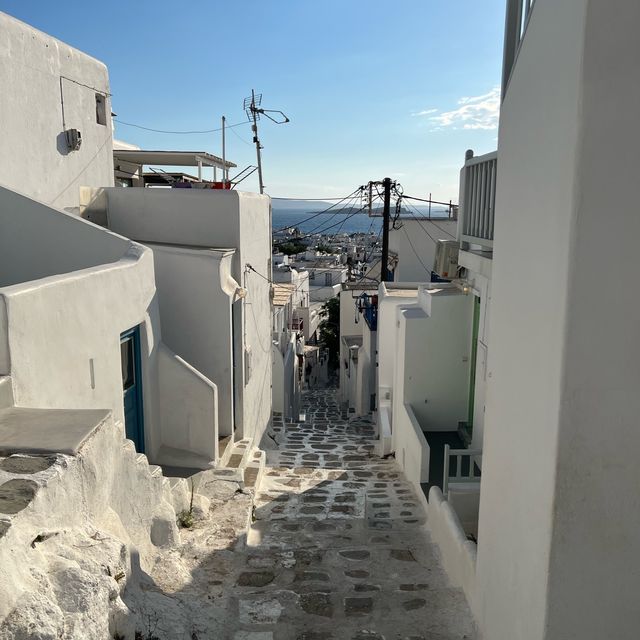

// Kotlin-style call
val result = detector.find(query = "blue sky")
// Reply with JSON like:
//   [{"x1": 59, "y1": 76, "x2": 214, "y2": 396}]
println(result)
[{"x1": 1, "y1": 0, "x2": 505, "y2": 200}]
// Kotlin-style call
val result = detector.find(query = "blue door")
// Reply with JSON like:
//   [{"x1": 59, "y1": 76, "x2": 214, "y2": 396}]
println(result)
[{"x1": 120, "y1": 327, "x2": 145, "y2": 452}]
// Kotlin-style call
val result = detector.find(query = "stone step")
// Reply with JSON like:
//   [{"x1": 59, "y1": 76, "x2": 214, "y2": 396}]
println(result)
[{"x1": 243, "y1": 448, "x2": 265, "y2": 491}]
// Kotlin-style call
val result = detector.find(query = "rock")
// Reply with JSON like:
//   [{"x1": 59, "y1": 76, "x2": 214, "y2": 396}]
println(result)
[
  {"x1": 299, "y1": 592, "x2": 333, "y2": 617},
  {"x1": 344, "y1": 597, "x2": 373, "y2": 616},
  {"x1": 236, "y1": 571, "x2": 275, "y2": 587}
]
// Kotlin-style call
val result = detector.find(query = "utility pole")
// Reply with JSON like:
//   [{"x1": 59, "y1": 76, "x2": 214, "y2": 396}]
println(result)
[{"x1": 381, "y1": 177, "x2": 392, "y2": 282}]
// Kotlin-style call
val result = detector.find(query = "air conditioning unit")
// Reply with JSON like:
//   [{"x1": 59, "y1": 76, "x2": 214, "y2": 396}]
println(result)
[
  {"x1": 433, "y1": 239, "x2": 460, "y2": 279},
  {"x1": 65, "y1": 128, "x2": 82, "y2": 152}
]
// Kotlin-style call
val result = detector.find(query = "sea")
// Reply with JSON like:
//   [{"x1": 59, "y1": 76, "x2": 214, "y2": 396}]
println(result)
[{"x1": 272, "y1": 205, "x2": 451, "y2": 236}]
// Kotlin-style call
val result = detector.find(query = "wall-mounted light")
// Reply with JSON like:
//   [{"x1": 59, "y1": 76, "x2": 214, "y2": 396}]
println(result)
[{"x1": 235, "y1": 287, "x2": 248, "y2": 299}]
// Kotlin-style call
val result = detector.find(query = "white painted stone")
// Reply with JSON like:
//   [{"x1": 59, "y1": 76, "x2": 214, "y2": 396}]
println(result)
[{"x1": 239, "y1": 597, "x2": 283, "y2": 625}]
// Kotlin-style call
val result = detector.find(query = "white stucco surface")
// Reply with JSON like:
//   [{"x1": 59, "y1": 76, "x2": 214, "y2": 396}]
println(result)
[
  {"x1": 400, "y1": 291, "x2": 472, "y2": 431},
  {"x1": 0, "y1": 186, "x2": 218, "y2": 467},
  {"x1": 104, "y1": 188, "x2": 272, "y2": 447},
  {"x1": 0, "y1": 13, "x2": 114, "y2": 213},
  {"x1": 389, "y1": 218, "x2": 457, "y2": 281},
  {"x1": 474, "y1": 1, "x2": 640, "y2": 638},
  {"x1": 149, "y1": 244, "x2": 236, "y2": 439}
]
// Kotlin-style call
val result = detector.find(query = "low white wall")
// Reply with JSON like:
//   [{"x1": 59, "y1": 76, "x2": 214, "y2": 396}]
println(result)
[
  {"x1": 0, "y1": 186, "x2": 129, "y2": 288},
  {"x1": 0, "y1": 244, "x2": 156, "y2": 432},
  {"x1": 0, "y1": 13, "x2": 114, "y2": 213},
  {"x1": 393, "y1": 401, "x2": 430, "y2": 489},
  {"x1": 157, "y1": 344, "x2": 218, "y2": 467},
  {"x1": 427, "y1": 486, "x2": 477, "y2": 610},
  {"x1": 149, "y1": 244, "x2": 236, "y2": 438}
]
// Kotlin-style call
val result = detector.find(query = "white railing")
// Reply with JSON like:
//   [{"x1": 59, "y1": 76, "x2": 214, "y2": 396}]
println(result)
[
  {"x1": 460, "y1": 150, "x2": 497, "y2": 249},
  {"x1": 502, "y1": 0, "x2": 537, "y2": 97},
  {"x1": 442, "y1": 445, "x2": 482, "y2": 498}
]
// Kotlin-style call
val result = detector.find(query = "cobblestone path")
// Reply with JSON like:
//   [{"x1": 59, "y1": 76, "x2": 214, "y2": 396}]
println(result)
[{"x1": 229, "y1": 389, "x2": 477, "y2": 640}]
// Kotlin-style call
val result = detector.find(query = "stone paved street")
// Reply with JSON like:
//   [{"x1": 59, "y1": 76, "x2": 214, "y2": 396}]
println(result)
[{"x1": 227, "y1": 389, "x2": 477, "y2": 640}]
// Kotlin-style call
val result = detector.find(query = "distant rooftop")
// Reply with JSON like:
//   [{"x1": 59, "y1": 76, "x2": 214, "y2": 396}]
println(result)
[{"x1": 272, "y1": 283, "x2": 296, "y2": 306}]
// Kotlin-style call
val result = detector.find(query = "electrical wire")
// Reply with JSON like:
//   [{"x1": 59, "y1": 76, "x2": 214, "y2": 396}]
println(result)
[
  {"x1": 229, "y1": 125, "x2": 253, "y2": 146},
  {"x1": 398, "y1": 196, "x2": 456, "y2": 239},
  {"x1": 272, "y1": 188, "x2": 364, "y2": 233},
  {"x1": 401, "y1": 225, "x2": 433, "y2": 276},
  {"x1": 113, "y1": 119, "x2": 251, "y2": 134}
]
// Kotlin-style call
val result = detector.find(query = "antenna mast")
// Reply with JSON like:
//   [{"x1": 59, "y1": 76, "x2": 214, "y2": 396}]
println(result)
[{"x1": 243, "y1": 90, "x2": 290, "y2": 195}]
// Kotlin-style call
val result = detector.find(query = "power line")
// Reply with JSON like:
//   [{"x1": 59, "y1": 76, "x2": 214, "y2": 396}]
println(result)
[
  {"x1": 272, "y1": 188, "x2": 364, "y2": 234},
  {"x1": 272, "y1": 196, "x2": 362, "y2": 201},
  {"x1": 229, "y1": 125, "x2": 253, "y2": 145},
  {"x1": 113, "y1": 119, "x2": 250, "y2": 134},
  {"x1": 398, "y1": 197, "x2": 457, "y2": 240},
  {"x1": 402, "y1": 225, "x2": 433, "y2": 276}
]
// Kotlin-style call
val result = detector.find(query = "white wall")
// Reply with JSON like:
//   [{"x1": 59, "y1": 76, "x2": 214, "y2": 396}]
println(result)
[
  {"x1": 157, "y1": 344, "x2": 218, "y2": 465},
  {"x1": 389, "y1": 218, "x2": 457, "y2": 281},
  {"x1": 149, "y1": 245, "x2": 236, "y2": 438},
  {"x1": 543, "y1": 2, "x2": 640, "y2": 637},
  {"x1": 376, "y1": 288, "x2": 419, "y2": 403},
  {"x1": 104, "y1": 188, "x2": 273, "y2": 446},
  {"x1": 394, "y1": 294, "x2": 472, "y2": 433},
  {"x1": 0, "y1": 13, "x2": 114, "y2": 213},
  {"x1": 339, "y1": 288, "x2": 364, "y2": 405},
  {"x1": 0, "y1": 186, "x2": 217, "y2": 467},
  {"x1": 472, "y1": 1, "x2": 640, "y2": 638}
]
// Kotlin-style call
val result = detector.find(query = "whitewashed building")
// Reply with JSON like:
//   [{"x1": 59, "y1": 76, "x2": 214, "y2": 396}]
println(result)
[
  {"x1": 0, "y1": 12, "x2": 272, "y2": 472},
  {"x1": 0, "y1": 13, "x2": 115, "y2": 214},
  {"x1": 87, "y1": 187, "x2": 273, "y2": 465}
]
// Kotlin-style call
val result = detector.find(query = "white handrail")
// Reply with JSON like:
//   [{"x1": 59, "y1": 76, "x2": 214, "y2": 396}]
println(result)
[{"x1": 443, "y1": 445, "x2": 483, "y2": 498}]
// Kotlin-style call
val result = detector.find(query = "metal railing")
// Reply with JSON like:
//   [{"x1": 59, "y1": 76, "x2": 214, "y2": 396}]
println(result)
[
  {"x1": 502, "y1": 0, "x2": 537, "y2": 98},
  {"x1": 442, "y1": 445, "x2": 482, "y2": 498},
  {"x1": 460, "y1": 150, "x2": 497, "y2": 250},
  {"x1": 356, "y1": 293, "x2": 378, "y2": 332}
]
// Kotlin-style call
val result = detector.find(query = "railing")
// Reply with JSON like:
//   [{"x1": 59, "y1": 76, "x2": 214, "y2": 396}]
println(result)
[
  {"x1": 502, "y1": 0, "x2": 537, "y2": 97},
  {"x1": 460, "y1": 150, "x2": 497, "y2": 250},
  {"x1": 442, "y1": 445, "x2": 482, "y2": 498},
  {"x1": 289, "y1": 317, "x2": 303, "y2": 331},
  {"x1": 356, "y1": 293, "x2": 378, "y2": 331}
]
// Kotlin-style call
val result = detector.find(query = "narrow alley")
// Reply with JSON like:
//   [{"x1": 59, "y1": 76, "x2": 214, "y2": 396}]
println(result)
[{"x1": 223, "y1": 389, "x2": 477, "y2": 640}]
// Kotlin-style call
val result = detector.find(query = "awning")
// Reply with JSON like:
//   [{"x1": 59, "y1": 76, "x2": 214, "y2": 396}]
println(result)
[{"x1": 113, "y1": 149, "x2": 236, "y2": 170}]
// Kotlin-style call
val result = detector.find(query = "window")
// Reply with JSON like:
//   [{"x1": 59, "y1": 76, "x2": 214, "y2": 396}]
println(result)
[{"x1": 95, "y1": 93, "x2": 107, "y2": 125}]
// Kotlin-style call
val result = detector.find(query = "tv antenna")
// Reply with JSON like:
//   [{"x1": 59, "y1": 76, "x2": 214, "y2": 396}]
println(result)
[{"x1": 244, "y1": 90, "x2": 290, "y2": 194}]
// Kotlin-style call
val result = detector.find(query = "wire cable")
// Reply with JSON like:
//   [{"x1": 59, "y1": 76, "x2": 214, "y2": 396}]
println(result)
[{"x1": 113, "y1": 119, "x2": 250, "y2": 134}]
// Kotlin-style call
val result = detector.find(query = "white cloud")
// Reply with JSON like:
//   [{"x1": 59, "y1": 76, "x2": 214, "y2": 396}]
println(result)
[
  {"x1": 415, "y1": 87, "x2": 500, "y2": 131},
  {"x1": 411, "y1": 108, "x2": 438, "y2": 117}
]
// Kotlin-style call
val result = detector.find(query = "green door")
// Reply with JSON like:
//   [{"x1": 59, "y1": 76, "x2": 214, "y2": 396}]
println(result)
[{"x1": 467, "y1": 296, "x2": 481, "y2": 433}]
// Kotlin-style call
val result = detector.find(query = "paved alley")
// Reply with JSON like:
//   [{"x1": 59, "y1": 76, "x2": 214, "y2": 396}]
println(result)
[{"x1": 227, "y1": 389, "x2": 477, "y2": 640}]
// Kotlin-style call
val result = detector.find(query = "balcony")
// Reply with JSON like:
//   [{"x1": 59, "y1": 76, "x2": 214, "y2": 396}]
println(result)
[{"x1": 459, "y1": 150, "x2": 497, "y2": 252}]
